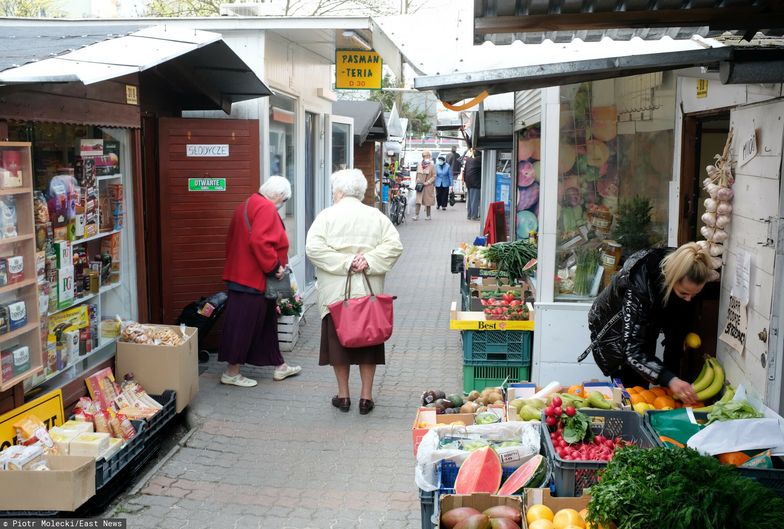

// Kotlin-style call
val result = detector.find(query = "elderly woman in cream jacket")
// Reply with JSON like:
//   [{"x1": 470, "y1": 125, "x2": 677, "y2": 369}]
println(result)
[{"x1": 306, "y1": 169, "x2": 403, "y2": 415}]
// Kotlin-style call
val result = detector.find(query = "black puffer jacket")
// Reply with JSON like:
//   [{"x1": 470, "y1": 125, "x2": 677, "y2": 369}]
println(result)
[{"x1": 586, "y1": 248, "x2": 696, "y2": 386}]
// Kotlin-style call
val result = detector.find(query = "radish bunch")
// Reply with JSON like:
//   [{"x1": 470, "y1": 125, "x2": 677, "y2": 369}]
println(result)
[
  {"x1": 549, "y1": 430, "x2": 628, "y2": 461},
  {"x1": 699, "y1": 130, "x2": 736, "y2": 282}
]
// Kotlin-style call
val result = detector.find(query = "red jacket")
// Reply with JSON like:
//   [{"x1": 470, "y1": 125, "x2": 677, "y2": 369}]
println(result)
[{"x1": 223, "y1": 193, "x2": 289, "y2": 292}]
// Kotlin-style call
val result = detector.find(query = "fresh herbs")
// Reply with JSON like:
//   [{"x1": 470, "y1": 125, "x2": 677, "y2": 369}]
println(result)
[
  {"x1": 573, "y1": 248, "x2": 601, "y2": 296},
  {"x1": 481, "y1": 240, "x2": 538, "y2": 282},
  {"x1": 587, "y1": 446, "x2": 784, "y2": 529},
  {"x1": 562, "y1": 411, "x2": 592, "y2": 444},
  {"x1": 707, "y1": 399, "x2": 763, "y2": 424}
]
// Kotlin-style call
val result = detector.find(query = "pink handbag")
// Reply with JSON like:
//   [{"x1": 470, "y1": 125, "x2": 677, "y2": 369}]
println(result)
[{"x1": 328, "y1": 271, "x2": 394, "y2": 348}]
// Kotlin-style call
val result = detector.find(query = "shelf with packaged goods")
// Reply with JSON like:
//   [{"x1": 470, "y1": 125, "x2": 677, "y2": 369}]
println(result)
[
  {"x1": 1, "y1": 366, "x2": 44, "y2": 392},
  {"x1": 0, "y1": 321, "x2": 39, "y2": 345},
  {"x1": 0, "y1": 186, "x2": 32, "y2": 197},
  {"x1": 68, "y1": 227, "x2": 122, "y2": 247},
  {"x1": 34, "y1": 337, "x2": 118, "y2": 389},
  {"x1": 47, "y1": 281, "x2": 121, "y2": 317},
  {"x1": 97, "y1": 174, "x2": 122, "y2": 182},
  {"x1": 0, "y1": 277, "x2": 37, "y2": 295},
  {"x1": 0, "y1": 233, "x2": 34, "y2": 246}
]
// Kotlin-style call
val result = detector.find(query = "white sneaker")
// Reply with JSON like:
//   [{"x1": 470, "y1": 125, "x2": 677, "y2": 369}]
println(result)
[
  {"x1": 273, "y1": 364, "x2": 302, "y2": 381},
  {"x1": 221, "y1": 373, "x2": 258, "y2": 387},
  {"x1": 426, "y1": 216, "x2": 432, "y2": 220},
  {"x1": 412, "y1": 216, "x2": 419, "y2": 221}
]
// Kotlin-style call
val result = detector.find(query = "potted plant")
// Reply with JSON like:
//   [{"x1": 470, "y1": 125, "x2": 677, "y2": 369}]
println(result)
[{"x1": 611, "y1": 196, "x2": 653, "y2": 261}]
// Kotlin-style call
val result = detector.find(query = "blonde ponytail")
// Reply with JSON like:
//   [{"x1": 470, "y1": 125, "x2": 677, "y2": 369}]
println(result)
[{"x1": 660, "y1": 242, "x2": 711, "y2": 304}]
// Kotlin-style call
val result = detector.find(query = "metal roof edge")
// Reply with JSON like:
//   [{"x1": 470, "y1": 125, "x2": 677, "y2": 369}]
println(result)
[{"x1": 0, "y1": 16, "x2": 375, "y2": 30}]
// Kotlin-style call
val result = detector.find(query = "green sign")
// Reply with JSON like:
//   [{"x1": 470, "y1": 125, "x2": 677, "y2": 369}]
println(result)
[{"x1": 188, "y1": 178, "x2": 226, "y2": 192}]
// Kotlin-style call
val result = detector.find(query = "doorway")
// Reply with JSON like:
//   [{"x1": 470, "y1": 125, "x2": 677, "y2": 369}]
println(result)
[
  {"x1": 305, "y1": 112, "x2": 318, "y2": 287},
  {"x1": 678, "y1": 110, "x2": 730, "y2": 380}
]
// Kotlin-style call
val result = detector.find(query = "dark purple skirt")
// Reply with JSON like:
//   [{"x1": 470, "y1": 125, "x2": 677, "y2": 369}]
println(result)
[
  {"x1": 219, "y1": 291, "x2": 285, "y2": 367},
  {"x1": 319, "y1": 314, "x2": 385, "y2": 366}
]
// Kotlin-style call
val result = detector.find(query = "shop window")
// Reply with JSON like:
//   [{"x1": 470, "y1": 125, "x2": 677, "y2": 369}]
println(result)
[
  {"x1": 554, "y1": 76, "x2": 674, "y2": 302},
  {"x1": 6, "y1": 121, "x2": 132, "y2": 389},
  {"x1": 269, "y1": 94, "x2": 298, "y2": 252}
]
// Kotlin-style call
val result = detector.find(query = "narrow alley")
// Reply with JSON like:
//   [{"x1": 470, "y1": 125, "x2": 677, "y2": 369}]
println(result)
[{"x1": 113, "y1": 205, "x2": 480, "y2": 528}]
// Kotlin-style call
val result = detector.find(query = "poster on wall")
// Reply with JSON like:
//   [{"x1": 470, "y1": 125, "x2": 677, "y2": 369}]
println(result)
[
  {"x1": 720, "y1": 251, "x2": 750, "y2": 354},
  {"x1": 515, "y1": 127, "x2": 541, "y2": 240},
  {"x1": 495, "y1": 172, "x2": 512, "y2": 238}
]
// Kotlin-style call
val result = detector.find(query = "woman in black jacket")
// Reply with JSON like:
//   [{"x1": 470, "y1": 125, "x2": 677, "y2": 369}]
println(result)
[{"x1": 582, "y1": 242, "x2": 712, "y2": 403}]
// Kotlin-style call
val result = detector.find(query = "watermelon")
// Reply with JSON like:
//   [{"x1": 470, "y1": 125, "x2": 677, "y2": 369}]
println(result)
[
  {"x1": 496, "y1": 454, "x2": 546, "y2": 495},
  {"x1": 454, "y1": 446, "x2": 503, "y2": 494}
]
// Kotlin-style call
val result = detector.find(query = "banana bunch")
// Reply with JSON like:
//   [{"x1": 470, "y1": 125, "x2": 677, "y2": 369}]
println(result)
[
  {"x1": 691, "y1": 357, "x2": 726, "y2": 402},
  {"x1": 694, "y1": 385, "x2": 734, "y2": 413}
]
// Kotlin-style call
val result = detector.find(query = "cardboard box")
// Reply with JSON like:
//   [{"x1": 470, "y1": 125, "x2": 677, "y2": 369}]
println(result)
[
  {"x1": 506, "y1": 381, "x2": 625, "y2": 421},
  {"x1": 116, "y1": 325, "x2": 198, "y2": 413},
  {"x1": 523, "y1": 488, "x2": 590, "y2": 528},
  {"x1": 0, "y1": 455, "x2": 95, "y2": 511},
  {"x1": 412, "y1": 403, "x2": 507, "y2": 457},
  {"x1": 58, "y1": 265, "x2": 75, "y2": 308},
  {"x1": 440, "y1": 493, "x2": 523, "y2": 525}
]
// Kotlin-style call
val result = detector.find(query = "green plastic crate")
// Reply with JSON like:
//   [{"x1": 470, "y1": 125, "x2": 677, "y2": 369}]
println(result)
[
  {"x1": 462, "y1": 330, "x2": 532, "y2": 365},
  {"x1": 462, "y1": 364, "x2": 531, "y2": 394}
]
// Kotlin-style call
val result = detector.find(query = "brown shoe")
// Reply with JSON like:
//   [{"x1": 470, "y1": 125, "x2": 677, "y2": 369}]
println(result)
[
  {"x1": 332, "y1": 396, "x2": 350, "y2": 412},
  {"x1": 359, "y1": 399, "x2": 374, "y2": 415}
]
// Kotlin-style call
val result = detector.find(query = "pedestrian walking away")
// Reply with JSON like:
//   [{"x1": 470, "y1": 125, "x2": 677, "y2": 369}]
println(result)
[
  {"x1": 306, "y1": 169, "x2": 403, "y2": 415},
  {"x1": 445, "y1": 145, "x2": 463, "y2": 177},
  {"x1": 434, "y1": 154, "x2": 453, "y2": 210},
  {"x1": 219, "y1": 175, "x2": 302, "y2": 387},
  {"x1": 413, "y1": 150, "x2": 436, "y2": 220},
  {"x1": 581, "y1": 242, "x2": 711, "y2": 403},
  {"x1": 464, "y1": 148, "x2": 482, "y2": 220}
]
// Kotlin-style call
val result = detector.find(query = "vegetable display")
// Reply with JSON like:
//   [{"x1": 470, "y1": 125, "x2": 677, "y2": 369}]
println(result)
[
  {"x1": 480, "y1": 290, "x2": 530, "y2": 321},
  {"x1": 706, "y1": 399, "x2": 763, "y2": 424},
  {"x1": 586, "y1": 446, "x2": 784, "y2": 529},
  {"x1": 545, "y1": 400, "x2": 629, "y2": 462},
  {"x1": 481, "y1": 240, "x2": 538, "y2": 282},
  {"x1": 698, "y1": 130, "x2": 736, "y2": 282}
]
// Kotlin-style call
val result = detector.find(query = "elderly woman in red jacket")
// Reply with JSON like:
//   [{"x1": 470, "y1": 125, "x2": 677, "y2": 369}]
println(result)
[{"x1": 220, "y1": 176, "x2": 301, "y2": 387}]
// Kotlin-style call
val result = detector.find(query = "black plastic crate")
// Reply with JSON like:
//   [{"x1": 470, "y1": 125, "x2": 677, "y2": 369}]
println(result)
[
  {"x1": 146, "y1": 390, "x2": 177, "y2": 443},
  {"x1": 419, "y1": 488, "x2": 436, "y2": 529},
  {"x1": 738, "y1": 458, "x2": 784, "y2": 498},
  {"x1": 543, "y1": 409, "x2": 658, "y2": 496},
  {"x1": 95, "y1": 420, "x2": 146, "y2": 490}
]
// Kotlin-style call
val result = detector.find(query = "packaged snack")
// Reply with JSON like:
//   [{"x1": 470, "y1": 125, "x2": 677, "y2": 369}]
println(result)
[
  {"x1": 85, "y1": 367, "x2": 120, "y2": 410},
  {"x1": 34, "y1": 191, "x2": 50, "y2": 224},
  {"x1": 93, "y1": 409, "x2": 111, "y2": 435},
  {"x1": 5, "y1": 444, "x2": 44, "y2": 470},
  {"x1": 49, "y1": 426, "x2": 81, "y2": 455},
  {"x1": 0, "y1": 150, "x2": 23, "y2": 188},
  {"x1": 0, "y1": 196, "x2": 18, "y2": 239},
  {"x1": 7, "y1": 300, "x2": 27, "y2": 330},
  {"x1": 33, "y1": 426, "x2": 57, "y2": 454},
  {"x1": 120, "y1": 321, "x2": 153, "y2": 344},
  {"x1": 11, "y1": 345, "x2": 30, "y2": 376},
  {"x1": 13, "y1": 415, "x2": 45, "y2": 443},
  {"x1": 69, "y1": 432, "x2": 110, "y2": 458},
  {"x1": 116, "y1": 413, "x2": 136, "y2": 440},
  {"x1": 0, "y1": 349, "x2": 12, "y2": 381},
  {"x1": 59, "y1": 419, "x2": 93, "y2": 434},
  {"x1": 0, "y1": 305, "x2": 9, "y2": 336},
  {"x1": 6, "y1": 256, "x2": 22, "y2": 284},
  {"x1": 0, "y1": 259, "x2": 6, "y2": 287}
]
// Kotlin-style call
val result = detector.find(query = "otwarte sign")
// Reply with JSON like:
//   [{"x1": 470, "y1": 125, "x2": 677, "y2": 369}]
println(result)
[{"x1": 335, "y1": 50, "x2": 382, "y2": 90}]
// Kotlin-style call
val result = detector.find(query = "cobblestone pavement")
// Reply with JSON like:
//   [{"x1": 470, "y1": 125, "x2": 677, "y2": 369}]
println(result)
[{"x1": 112, "y1": 203, "x2": 481, "y2": 528}]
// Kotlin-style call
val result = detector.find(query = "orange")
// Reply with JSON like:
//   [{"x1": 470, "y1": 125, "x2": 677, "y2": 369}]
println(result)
[
  {"x1": 650, "y1": 387, "x2": 667, "y2": 398},
  {"x1": 639, "y1": 390, "x2": 657, "y2": 405},
  {"x1": 718, "y1": 452, "x2": 751, "y2": 466},
  {"x1": 578, "y1": 508, "x2": 589, "y2": 520},
  {"x1": 553, "y1": 508, "x2": 586, "y2": 529},
  {"x1": 568, "y1": 385, "x2": 586, "y2": 397},
  {"x1": 527, "y1": 504, "x2": 555, "y2": 524},
  {"x1": 631, "y1": 386, "x2": 646, "y2": 394},
  {"x1": 629, "y1": 394, "x2": 646, "y2": 406},
  {"x1": 653, "y1": 396, "x2": 676, "y2": 409},
  {"x1": 625, "y1": 387, "x2": 639, "y2": 394}
]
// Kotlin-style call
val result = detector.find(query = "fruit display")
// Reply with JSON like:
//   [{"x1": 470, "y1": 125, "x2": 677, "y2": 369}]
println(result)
[
  {"x1": 511, "y1": 389, "x2": 619, "y2": 422},
  {"x1": 697, "y1": 130, "x2": 736, "y2": 282},
  {"x1": 480, "y1": 290, "x2": 530, "y2": 321},
  {"x1": 454, "y1": 446, "x2": 504, "y2": 494},
  {"x1": 526, "y1": 504, "x2": 592, "y2": 529},
  {"x1": 421, "y1": 387, "x2": 505, "y2": 415},
  {"x1": 441, "y1": 504, "x2": 523, "y2": 529},
  {"x1": 545, "y1": 404, "x2": 630, "y2": 462},
  {"x1": 626, "y1": 385, "x2": 682, "y2": 414},
  {"x1": 496, "y1": 454, "x2": 547, "y2": 495},
  {"x1": 481, "y1": 240, "x2": 538, "y2": 283}
]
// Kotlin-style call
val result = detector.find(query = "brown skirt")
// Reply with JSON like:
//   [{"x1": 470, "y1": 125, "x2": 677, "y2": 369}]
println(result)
[{"x1": 319, "y1": 314, "x2": 385, "y2": 366}]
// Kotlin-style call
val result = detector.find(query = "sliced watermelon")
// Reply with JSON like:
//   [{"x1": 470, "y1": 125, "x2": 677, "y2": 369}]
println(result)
[
  {"x1": 496, "y1": 454, "x2": 545, "y2": 495},
  {"x1": 454, "y1": 446, "x2": 503, "y2": 494}
]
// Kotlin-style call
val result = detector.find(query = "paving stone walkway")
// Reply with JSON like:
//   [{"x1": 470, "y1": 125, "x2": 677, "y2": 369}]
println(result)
[{"x1": 112, "y1": 203, "x2": 481, "y2": 528}]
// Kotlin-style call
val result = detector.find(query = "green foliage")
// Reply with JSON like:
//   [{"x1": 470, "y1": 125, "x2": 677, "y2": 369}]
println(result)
[
  {"x1": 0, "y1": 0, "x2": 62, "y2": 16},
  {"x1": 612, "y1": 196, "x2": 653, "y2": 255},
  {"x1": 587, "y1": 446, "x2": 784, "y2": 529}
]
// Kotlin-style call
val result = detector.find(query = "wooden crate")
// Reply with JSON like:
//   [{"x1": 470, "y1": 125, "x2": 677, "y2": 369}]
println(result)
[{"x1": 277, "y1": 314, "x2": 301, "y2": 352}]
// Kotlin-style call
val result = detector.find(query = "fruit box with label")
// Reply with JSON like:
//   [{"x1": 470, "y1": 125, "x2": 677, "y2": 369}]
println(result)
[
  {"x1": 412, "y1": 404, "x2": 507, "y2": 457},
  {"x1": 115, "y1": 325, "x2": 198, "y2": 413},
  {"x1": 440, "y1": 493, "x2": 523, "y2": 527},
  {"x1": 0, "y1": 455, "x2": 96, "y2": 511},
  {"x1": 522, "y1": 488, "x2": 590, "y2": 529},
  {"x1": 506, "y1": 381, "x2": 624, "y2": 422}
]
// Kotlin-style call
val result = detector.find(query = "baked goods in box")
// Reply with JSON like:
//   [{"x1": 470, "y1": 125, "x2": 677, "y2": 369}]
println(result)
[
  {"x1": 3, "y1": 444, "x2": 44, "y2": 470},
  {"x1": 59, "y1": 419, "x2": 94, "y2": 434},
  {"x1": 69, "y1": 432, "x2": 110, "y2": 458},
  {"x1": 49, "y1": 426, "x2": 81, "y2": 455},
  {"x1": 85, "y1": 367, "x2": 120, "y2": 410}
]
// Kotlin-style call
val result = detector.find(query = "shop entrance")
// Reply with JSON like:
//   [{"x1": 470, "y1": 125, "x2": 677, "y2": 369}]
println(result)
[
  {"x1": 678, "y1": 111, "x2": 730, "y2": 379},
  {"x1": 150, "y1": 118, "x2": 260, "y2": 329},
  {"x1": 304, "y1": 112, "x2": 318, "y2": 287}
]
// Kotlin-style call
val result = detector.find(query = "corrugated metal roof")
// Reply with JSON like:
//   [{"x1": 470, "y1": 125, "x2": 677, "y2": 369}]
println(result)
[
  {"x1": 333, "y1": 100, "x2": 387, "y2": 144},
  {"x1": 473, "y1": 0, "x2": 784, "y2": 45}
]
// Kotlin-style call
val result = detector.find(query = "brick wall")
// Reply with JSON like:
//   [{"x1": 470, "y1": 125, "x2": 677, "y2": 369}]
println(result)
[{"x1": 355, "y1": 142, "x2": 377, "y2": 205}]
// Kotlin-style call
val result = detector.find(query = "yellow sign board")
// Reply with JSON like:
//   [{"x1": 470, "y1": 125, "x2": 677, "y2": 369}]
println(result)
[
  {"x1": 126, "y1": 84, "x2": 138, "y2": 105},
  {"x1": 696, "y1": 79, "x2": 708, "y2": 99},
  {"x1": 0, "y1": 390, "x2": 64, "y2": 451},
  {"x1": 450, "y1": 319, "x2": 535, "y2": 331},
  {"x1": 335, "y1": 50, "x2": 382, "y2": 90}
]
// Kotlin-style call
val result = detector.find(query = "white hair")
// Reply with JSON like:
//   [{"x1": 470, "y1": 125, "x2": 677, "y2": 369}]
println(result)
[
  {"x1": 260, "y1": 175, "x2": 292, "y2": 200},
  {"x1": 331, "y1": 169, "x2": 367, "y2": 199}
]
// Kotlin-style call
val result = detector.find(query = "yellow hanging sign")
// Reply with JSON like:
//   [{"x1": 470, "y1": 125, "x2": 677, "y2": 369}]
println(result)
[
  {"x1": 696, "y1": 79, "x2": 709, "y2": 99},
  {"x1": 335, "y1": 50, "x2": 382, "y2": 90},
  {"x1": 0, "y1": 390, "x2": 64, "y2": 451}
]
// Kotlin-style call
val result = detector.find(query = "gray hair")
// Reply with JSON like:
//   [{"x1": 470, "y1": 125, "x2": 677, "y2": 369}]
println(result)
[
  {"x1": 331, "y1": 169, "x2": 367, "y2": 199},
  {"x1": 260, "y1": 175, "x2": 292, "y2": 201}
]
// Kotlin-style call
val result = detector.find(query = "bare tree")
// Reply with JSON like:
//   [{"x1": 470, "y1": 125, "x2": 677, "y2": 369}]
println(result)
[
  {"x1": 144, "y1": 0, "x2": 399, "y2": 16},
  {"x1": 0, "y1": 0, "x2": 62, "y2": 16}
]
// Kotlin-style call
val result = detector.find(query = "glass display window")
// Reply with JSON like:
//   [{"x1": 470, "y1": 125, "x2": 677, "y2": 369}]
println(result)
[
  {"x1": 269, "y1": 94, "x2": 298, "y2": 251},
  {"x1": 515, "y1": 125, "x2": 541, "y2": 240},
  {"x1": 554, "y1": 75, "x2": 675, "y2": 302}
]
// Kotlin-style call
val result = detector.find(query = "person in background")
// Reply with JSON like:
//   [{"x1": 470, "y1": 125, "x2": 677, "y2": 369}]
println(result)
[
  {"x1": 413, "y1": 150, "x2": 436, "y2": 221},
  {"x1": 463, "y1": 148, "x2": 482, "y2": 220},
  {"x1": 582, "y1": 242, "x2": 711, "y2": 403},
  {"x1": 306, "y1": 169, "x2": 403, "y2": 415},
  {"x1": 445, "y1": 145, "x2": 462, "y2": 177},
  {"x1": 219, "y1": 176, "x2": 302, "y2": 387},
  {"x1": 434, "y1": 154, "x2": 453, "y2": 211}
]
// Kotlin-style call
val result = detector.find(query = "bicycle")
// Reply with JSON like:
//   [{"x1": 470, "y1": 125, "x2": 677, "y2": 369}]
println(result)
[{"x1": 388, "y1": 180, "x2": 409, "y2": 226}]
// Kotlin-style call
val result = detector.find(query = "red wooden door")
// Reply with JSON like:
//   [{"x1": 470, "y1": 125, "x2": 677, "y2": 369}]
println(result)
[{"x1": 158, "y1": 117, "x2": 260, "y2": 323}]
